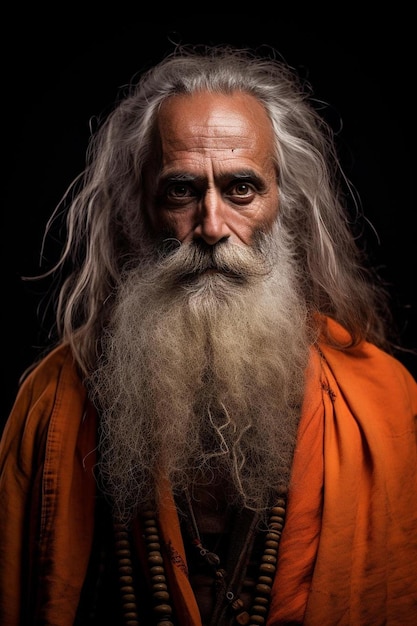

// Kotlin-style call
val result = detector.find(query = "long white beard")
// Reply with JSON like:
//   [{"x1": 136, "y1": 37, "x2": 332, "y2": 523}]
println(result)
[{"x1": 88, "y1": 223, "x2": 313, "y2": 523}]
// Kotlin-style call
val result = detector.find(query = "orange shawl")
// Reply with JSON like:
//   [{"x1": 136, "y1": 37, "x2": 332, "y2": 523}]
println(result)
[{"x1": 1, "y1": 317, "x2": 416, "y2": 625}]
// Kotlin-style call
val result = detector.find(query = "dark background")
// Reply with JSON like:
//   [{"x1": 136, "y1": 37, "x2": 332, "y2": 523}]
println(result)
[{"x1": 3, "y1": 13, "x2": 416, "y2": 429}]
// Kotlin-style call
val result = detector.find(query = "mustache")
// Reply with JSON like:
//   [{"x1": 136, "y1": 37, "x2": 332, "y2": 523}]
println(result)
[{"x1": 154, "y1": 236, "x2": 274, "y2": 285}]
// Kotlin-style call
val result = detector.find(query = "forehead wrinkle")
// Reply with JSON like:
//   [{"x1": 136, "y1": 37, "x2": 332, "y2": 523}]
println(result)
[{"x1": 158, "y1": 92, "x2": 274, "y2": 151}]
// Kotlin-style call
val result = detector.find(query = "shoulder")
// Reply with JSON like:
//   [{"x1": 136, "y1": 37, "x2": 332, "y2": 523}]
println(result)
[
  {"x1": 318, "y1": 317, "x2": 417, "y2": 420},
  {"x1": 17, "y1": 343, "x2": 86, "y2": 408},
  {"x1": 319, "y1": 316, "x2": 416, "y2": 380},
  {"x1": 1, "y1": 344, "x2": 88, "y2": 467}
]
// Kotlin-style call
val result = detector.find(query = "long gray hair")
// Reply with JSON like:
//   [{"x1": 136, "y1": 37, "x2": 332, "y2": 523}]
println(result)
[{"x1": 34, "y1": 43, "x2": 392, "y2": 376}]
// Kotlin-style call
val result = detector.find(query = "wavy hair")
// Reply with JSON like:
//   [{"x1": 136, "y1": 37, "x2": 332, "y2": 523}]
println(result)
[{"x1": 33, "y1": 44, "x2": 392, "y2": 376}]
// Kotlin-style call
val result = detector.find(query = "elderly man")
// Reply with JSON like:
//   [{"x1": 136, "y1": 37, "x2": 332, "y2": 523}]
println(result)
[{"x1": 1, "y1": 45, "x2": 416, "y2": 626}]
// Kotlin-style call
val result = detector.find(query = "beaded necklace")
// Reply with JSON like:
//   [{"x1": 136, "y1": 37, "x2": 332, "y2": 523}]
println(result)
[{"x1": 113, "y1": 496, "x2": 286, "y2": 626}]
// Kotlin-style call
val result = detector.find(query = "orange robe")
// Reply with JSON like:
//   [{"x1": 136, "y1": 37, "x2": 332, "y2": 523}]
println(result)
[{"x1": 1, "y1": 317, "x2": 416, "y2": 625}]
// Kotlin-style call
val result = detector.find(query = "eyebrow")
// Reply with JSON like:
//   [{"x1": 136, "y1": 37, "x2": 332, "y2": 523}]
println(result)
[{"x1": 158, "y1": 169, "x2": 266, "y2": 188}]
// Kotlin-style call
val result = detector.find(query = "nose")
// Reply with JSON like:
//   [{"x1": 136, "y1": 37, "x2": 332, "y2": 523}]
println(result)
[{"x1": 194, "y1": 190, "x2": 231, "y2": 245}]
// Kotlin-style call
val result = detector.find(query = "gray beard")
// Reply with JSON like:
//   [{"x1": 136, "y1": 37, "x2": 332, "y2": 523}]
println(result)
[{"x1": 88, "y1": 223, "x2": 313, "y2": 523}]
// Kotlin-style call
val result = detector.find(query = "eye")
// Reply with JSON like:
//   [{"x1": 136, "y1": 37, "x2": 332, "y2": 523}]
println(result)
[
  {"x1": 166, "y1": 183, "x2": 195, "y2": 199},
  {"x1": 226, "y1": 181, "x2": 256, "y2": 204},
  {"x1": 232, "y1": 182, "x2": 252, "y2": 196}
]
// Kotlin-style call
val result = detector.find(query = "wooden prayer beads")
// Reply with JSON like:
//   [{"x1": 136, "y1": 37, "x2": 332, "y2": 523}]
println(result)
[
  {"x1": 113, "y1": 520, "x2": 140, "y2": 626},
  {"x1": 142, "y1": 507, "x2": 175, "y2": 626},
  {"x1": 247, "y1": 497, "x2": 286, "y2": 626},
  {"x1": 114, "y1": 496, "x2": 287, "y2": 625}
]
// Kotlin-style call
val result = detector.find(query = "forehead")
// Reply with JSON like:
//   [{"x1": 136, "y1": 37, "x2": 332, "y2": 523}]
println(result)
[{"x1": 156, "y1": 91, "x2": 276, "y2": 157}]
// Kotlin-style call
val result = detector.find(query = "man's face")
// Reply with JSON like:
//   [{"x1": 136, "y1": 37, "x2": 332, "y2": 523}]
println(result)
[{"x1": 146, "y1": 91, "x2": 280, "y2": 247}]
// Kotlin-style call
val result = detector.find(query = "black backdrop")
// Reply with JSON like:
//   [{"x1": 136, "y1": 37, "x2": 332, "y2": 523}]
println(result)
[{"x1": 3, "y1": 14, "x2": 416, "y2": 429}]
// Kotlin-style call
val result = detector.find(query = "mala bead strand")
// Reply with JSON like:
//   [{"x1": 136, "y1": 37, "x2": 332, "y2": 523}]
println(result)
[
  {"x1": 113, "y1": 497, "x2": 286, "y2": 626},
  {"x1": 248, "y1": 497, "x2": 286, "y2": 626},
  {"x1": 142, "y1": 507, "x2": 175, "y2": 626},
  {"x1": 113, "y1": 520, "x2": 140, "y2": 626}
]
